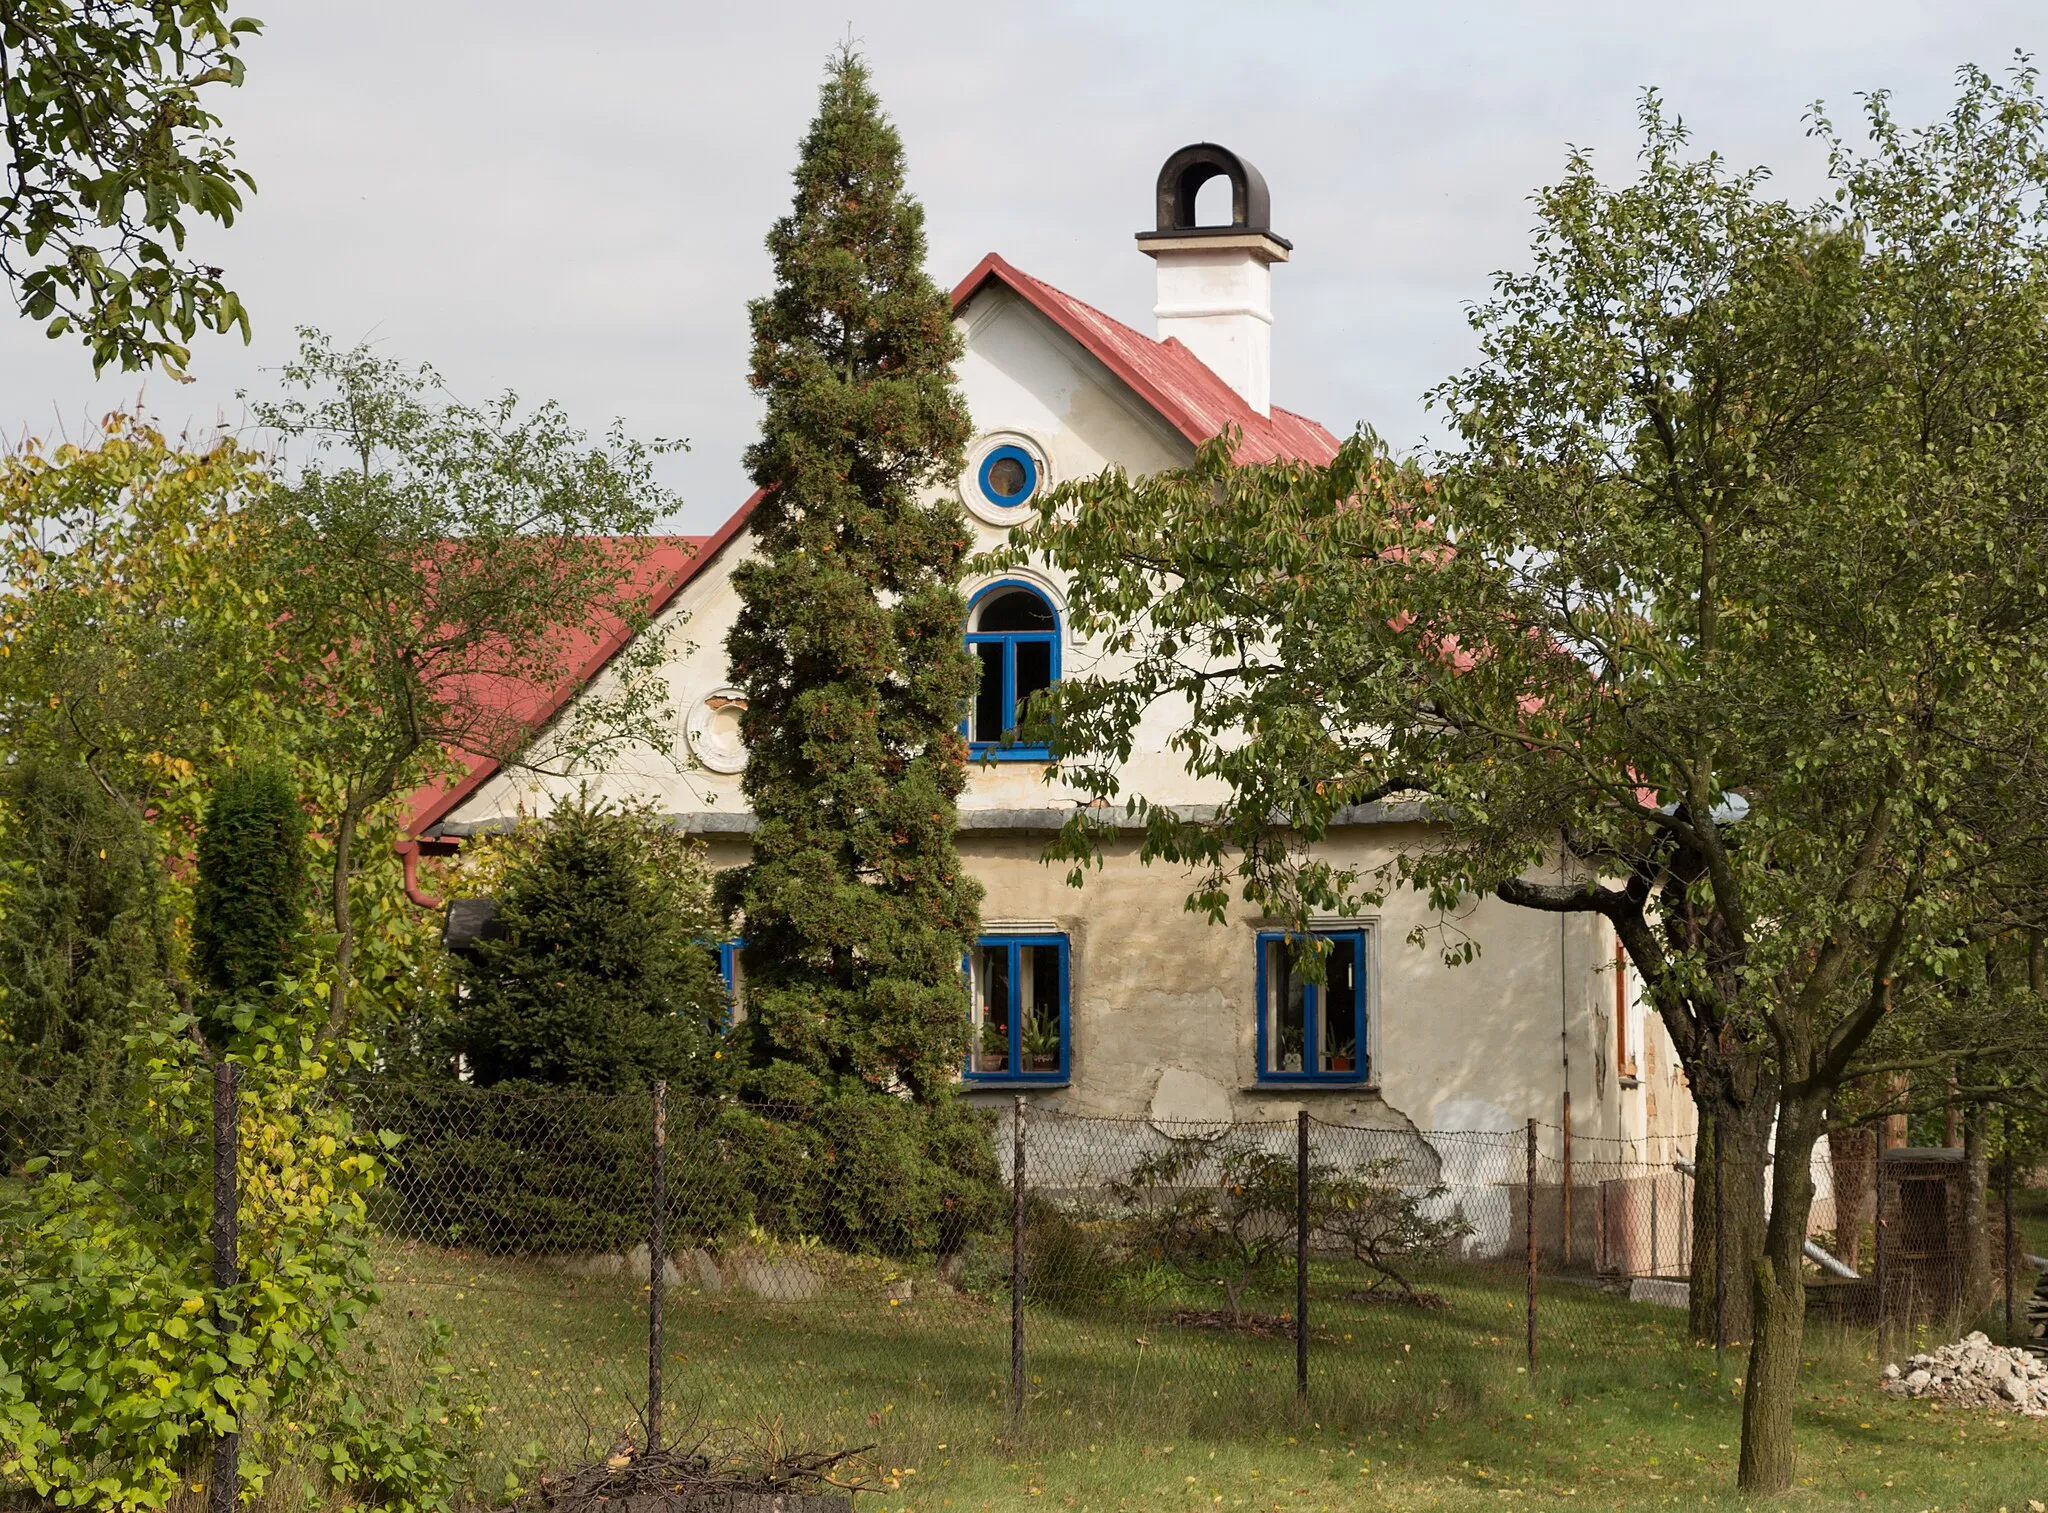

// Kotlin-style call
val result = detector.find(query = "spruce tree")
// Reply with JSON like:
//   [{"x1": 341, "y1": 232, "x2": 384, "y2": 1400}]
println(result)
[
  {"x1": 447, "y1": 799, "x2": 727, "y2": 1092},
  {"x1": 725, "y1": 50, "x2": 982, "y2": 1102}
]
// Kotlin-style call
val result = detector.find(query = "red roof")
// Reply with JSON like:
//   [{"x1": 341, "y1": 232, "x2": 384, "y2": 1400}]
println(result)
[
  {"x1": 950, "y1": 253, "x2": 1341, "y2": 466},
  {"x1": 404, "y1": 257, "x2": 1338, "y2": 848},
  {"x1": 402, "y1": 517, "x2": 746, "y2": 842}
]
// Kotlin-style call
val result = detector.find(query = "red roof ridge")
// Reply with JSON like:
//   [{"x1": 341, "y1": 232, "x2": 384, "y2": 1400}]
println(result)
[
  {"x1": 950, "y1": 253, "x2": 1340, "y2": 466},
  {"x1": 403, "y1": 498, "x2": 762, "y2": 846}
]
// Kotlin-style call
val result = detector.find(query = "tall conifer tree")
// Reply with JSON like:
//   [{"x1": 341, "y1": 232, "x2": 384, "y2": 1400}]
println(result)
[{"x1": 724, "y1": 51, "x2": 982, "y2": 1102}]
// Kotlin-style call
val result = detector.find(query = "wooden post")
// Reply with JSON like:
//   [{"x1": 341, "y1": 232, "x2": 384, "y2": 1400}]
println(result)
[
  {"x1": 1296, "y1": 1111, "x2": 1309, "y2": 1400},
  {"x1": 209, "y1": 1060, "x2": 239, "y2": 1513},
  {"x1": 1525, "y1": 1118, "x2": 1538, "y2": 1371},
  {"x1": 1713, "y1": 1115, "x2": 1727, "y2": 1365},
  {"x1": 1011, "y1": 1095, "x2": 1026, "y2": 1424},
  {"x1": 1874, "y1": 1144, "x2": 1889, "y2": 1359},
  {"x1": 647, "y1": 1080, "x2": 668, "y2": 1453},
  {"x1": 2004, "y1": 1108, "x2": 2016, "y2": 1346}
]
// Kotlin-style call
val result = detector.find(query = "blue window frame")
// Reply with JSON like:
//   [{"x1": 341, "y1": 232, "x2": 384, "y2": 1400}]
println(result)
[
  {"x1": 977, "y1": 444, "x2": 1039, "y2": 509},
  {"x1": 1255, "y1": 930, "x2": 1369, "y2": 1082},
  {"x1": 965, "y1": 933, "x2": 1069, "y2": 1082},
  {"x1": 716, "y1": 938, "x2": 746, "y2": 1025},
  {"x1": 965, "y1": 580, "x2": 1059, "y2": 759}
]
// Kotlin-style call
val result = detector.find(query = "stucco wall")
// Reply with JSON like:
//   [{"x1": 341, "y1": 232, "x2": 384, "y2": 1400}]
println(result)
[{"x1": 713, "y1": 821, "x2": 1676, "y2": 1138}]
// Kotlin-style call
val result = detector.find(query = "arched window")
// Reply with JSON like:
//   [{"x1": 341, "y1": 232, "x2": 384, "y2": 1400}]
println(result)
[{"x1": 965, "y1": 582, "x2": 1059, "y2": 758}]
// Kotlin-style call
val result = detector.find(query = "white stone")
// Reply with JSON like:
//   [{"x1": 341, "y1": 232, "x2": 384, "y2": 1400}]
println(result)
[
  {"x1": 554, "y1": 1251, "x2": 628, "y2": 1278},
  {"x1": 1628, "y1": 1277, "x2": 1690, "y2": 1310},
  {"x1": 680, "y1": 1247, "x2": 724, "y2": 1293},
  {"x1": 734, "y1": 1260, "x2": 825, "y2": 1302},
  {"x1": 624, "y1": 1242, "x2": 685, "y2": 1286}
]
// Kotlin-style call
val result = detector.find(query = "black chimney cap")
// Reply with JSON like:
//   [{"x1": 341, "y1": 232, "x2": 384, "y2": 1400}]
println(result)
[{"x1": 1137, "y1": 143, "x2": 1291, "y2": 249}]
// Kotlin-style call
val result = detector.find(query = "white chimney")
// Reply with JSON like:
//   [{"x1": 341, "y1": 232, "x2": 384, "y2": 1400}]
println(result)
[{"x1": 1137, "y1": 144, "x2": 1291, "y2": 417}]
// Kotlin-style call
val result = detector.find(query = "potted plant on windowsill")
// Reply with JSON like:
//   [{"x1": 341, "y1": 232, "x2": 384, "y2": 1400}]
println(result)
[
  {"x1": 979, "y1": 1019, "x2": 1010, "y2": 1073},
  {"x1": 1021, "y1": 1012, "x2": 1062, "y2": 1074},
  {"x1": 1328, "y1": 1053, "x2": 1356, "y2": 1072}
]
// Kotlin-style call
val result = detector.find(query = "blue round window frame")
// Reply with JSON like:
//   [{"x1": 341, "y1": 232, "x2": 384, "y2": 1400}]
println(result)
[{"x1": 977, "y1": 445, "x2": 1039, "y2": 508}]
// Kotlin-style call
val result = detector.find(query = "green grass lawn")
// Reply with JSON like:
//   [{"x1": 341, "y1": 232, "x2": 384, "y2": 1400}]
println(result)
[{"x1": 370, "y1": 1243, "x2": 2048, "y2": 1513}]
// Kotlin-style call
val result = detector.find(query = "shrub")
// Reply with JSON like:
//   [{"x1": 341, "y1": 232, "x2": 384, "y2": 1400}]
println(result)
[
  {"x1": 719, "y1": 1093, "x2": 1001, "y2": 1258},
  {"x1": 363, "y1": 1083, "x2": 1001, "y2": 1261},
  {"x1": 1108, "y1": 1135, "x2": 1473, "y2": 1319},
  {"x1": 0, "y1": 758, "x2": 171, "y2": 1164},
  {"x1": 1316, "y1": 1156, "x2": 1472, "y2": 1304},
  {"x1": 191, "y1": 761, "x2": 308, "y2": 1031},
  {"x1": 0, "y1": 1015, "x2": 457, "y2": 1513},
  {"x1": 446, "y1": 797, "x2": 727, "y2": 1093},
  {"x1": 1111, "y1": 1136, "x2": 1299, "y2": 1322}
]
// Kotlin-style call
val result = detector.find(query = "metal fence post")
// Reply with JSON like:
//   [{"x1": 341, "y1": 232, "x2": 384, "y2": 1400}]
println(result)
[
  {"x1": 1525, "y1": 1118, "x2": 1538, "y2": 1371},
  {"x1": 1650, "y1": 1166, "x2": 1660, "y2": 1277},
  {"x1": 1011, "y1": 1094, "x2": 1026, "y2": 1424},
  {"x1": 1713, "y1": 1115, "x2": 1726, "y2": 1365},
  {"x1": 647, "y1": 1080, "x2": 668, "y2": 1453},
  {"x1": 2003, "y1": 1108, "x2": 2015, "y2": 1345},
  {"x1": 209, "y1": 1059, "x2": 239, "y2": 1513},
  {"x1": 1561, "y1": 1103, "x2": 1574, "y2": 1273},
  {"x1": 1296, "y1": 1110, "x2": 1309, "y2": 1400}
]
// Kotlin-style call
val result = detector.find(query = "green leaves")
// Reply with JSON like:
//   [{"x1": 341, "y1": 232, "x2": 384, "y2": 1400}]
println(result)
[
  {"x1": 1, "y1": 0, "x2": 261, "y2": 374},
  {"x1": 1001, "y1": 428, "x2": 1434, "y2": 926},
  {"x1": 248, "y1": 328, "x2": 687, "y2": 1036},
  {"x1": 0, "y1": 1019, "x2": 413, "y2": 1511}
]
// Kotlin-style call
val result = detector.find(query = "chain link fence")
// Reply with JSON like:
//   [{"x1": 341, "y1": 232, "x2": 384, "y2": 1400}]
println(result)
[{"x1": 1, "y1": 1075, "x2": 2024, "y2": 1506}]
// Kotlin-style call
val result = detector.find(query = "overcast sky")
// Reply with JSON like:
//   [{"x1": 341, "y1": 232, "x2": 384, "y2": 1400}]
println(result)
[{"x1": 2, "y1": 2, "x2": 2042, "y2": 531}]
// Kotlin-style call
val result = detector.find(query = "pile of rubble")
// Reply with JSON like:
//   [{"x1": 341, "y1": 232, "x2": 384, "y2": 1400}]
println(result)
[{"x1": 1880, "y1": 1332, "x2": 2048, "y2": 1416}]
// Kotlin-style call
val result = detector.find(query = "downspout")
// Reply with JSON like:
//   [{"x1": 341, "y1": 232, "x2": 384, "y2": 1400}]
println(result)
[{"x1": 397, "y1": 837, "x2": 446, "y2": 911}]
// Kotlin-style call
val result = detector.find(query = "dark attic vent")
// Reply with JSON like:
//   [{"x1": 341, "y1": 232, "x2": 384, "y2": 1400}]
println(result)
[{"x1": 1139, "y1": 142, "x2": 1291, "y2": 248}]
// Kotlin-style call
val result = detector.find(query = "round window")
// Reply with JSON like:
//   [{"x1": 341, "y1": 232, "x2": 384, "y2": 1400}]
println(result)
[{"x1": 978, "y1": 444, "x2": 1038, "y2": 508}]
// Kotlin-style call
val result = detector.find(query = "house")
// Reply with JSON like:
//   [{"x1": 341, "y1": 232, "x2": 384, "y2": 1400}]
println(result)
[{"x1": 406, "y1": 144, "x2": 1696, "y2": 1160}]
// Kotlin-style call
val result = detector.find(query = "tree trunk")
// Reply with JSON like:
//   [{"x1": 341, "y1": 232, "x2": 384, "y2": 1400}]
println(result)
[
  {"x1": 1962, "y1": 1107, "x2": 1994, "y2": 1318},
  {"x1": 1738, "y1": 1092, "x2": 1824, "y2": 1495},
  {"x1": 1827, "y1": 1124, "x2": 1875, "y2": 1272},
  {"x1": 325, "y1": 804, "x2": 358, "y2": 1036},
  {"x1": 1883, "y1": 1073, "x2": 1909, "y2": 1150},
  {"x1": 1690, "y1": 1079, "x2": 1774, "y2": 1343}
]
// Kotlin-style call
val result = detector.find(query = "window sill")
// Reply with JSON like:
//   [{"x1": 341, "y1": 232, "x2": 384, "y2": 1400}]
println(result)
[
  {"x1": 970, "y1": 748, "x2": 1051, "y2": 764},
  {"x1": 1243, "y1": 1080, "x2": 1378, "y2": 1093},
  {"x1": 963, "y1": 1079, "x2": 1071, "y2": 1090}
]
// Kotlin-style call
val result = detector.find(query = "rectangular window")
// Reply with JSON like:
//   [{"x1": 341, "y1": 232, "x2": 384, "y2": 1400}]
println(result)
[
  {"x1": 1256, "y1": 929, "x2": 1368, "y2": 1082},
  {"x1": 966, "y1": 934, "x2": 1069, "y2": 1082}
]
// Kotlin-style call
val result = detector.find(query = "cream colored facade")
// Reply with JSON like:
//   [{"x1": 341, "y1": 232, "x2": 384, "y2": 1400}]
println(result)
[{"x1": 433, "y1": 154, "x2": 1697, "y2": 1162}]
